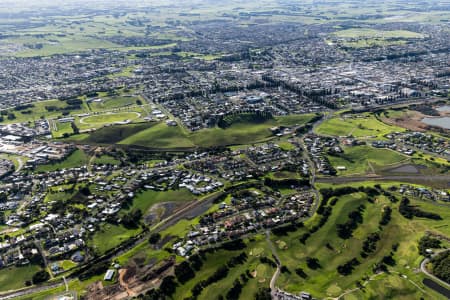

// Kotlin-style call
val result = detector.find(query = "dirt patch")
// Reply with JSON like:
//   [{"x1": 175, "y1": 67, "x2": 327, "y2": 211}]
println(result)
[
  {"x1": 86, "y1": 258, "x2": 176, "y2": 300},
  {"x1": 119, "y1": 268, "x2": 137, "y2": 298},
  {"x1": 86, "y1": 281, "x2": 128, "y2": 300}
]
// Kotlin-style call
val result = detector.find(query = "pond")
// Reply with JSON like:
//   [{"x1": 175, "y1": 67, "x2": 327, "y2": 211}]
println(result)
[
  {"x1": 422, "y1": 117, "x2": 450, "y2": 129},
  {"x1": 436, "y1": 105, "x2": 450, "y2": 112}
]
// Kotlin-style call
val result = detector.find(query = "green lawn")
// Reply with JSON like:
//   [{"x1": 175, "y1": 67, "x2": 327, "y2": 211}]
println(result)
[
  {"x1": 60, "y1": 260, "x2": 78, "y2": 271},
  {"x1": 0, "y1": 264, "x2": 41, "y2": 291},
  {"x1": 44, "y1": 189, "x2": 77, "y2": 203},
  {"x1": 92, "y1": 155, "x2": 120, "y2": 165},
  {"x1": 52, "y1": 121, "x2": 74, "y2": 138},
  {"x1": 36, "y1": 149, "x2": 89, "y2": 172},
  {"x1": 67, "y1": 114, "x2": 316, "y2": 149},
  {"x1": 328, "y1": 146, "x2": 408, "y2": 175},
  {"x1": 89, "y1": 224, "x2": 141, "y2": 255}
]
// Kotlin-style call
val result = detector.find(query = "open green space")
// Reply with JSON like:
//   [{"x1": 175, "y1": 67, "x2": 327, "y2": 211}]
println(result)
[
  {"x1": 92, "y1": 154, "x2": 120, "y2": 165},
  {"x1": 89, "y1": 223, "x2": 141, "y2": 255},
  {"x1": 52, "y1": 121, "x2": 74, "y2": 138},
  {"x1": 81, "y1": 123, "x2": 155, "y2": 144},
  {"x1": 81, "y1": 114, "x2": 316, "y2": 149},
  {"x1": 274, "y1": 182, "x2": 450, "y2": 299},
  {"x1": 328, "y1": 145, "x2": 408, "y2": 175},
  {"x1": 0, "y1": 264, "x2": 41, "y2": 291},
  {"x1": 35, "y1": 149, "x2": 89, "y2": 172},
  {"x1": 333, "y1": 28, "x2": 424, "y2": 39},
  {"x1": 316, "y1": 114, "x2": 404, "y2": 138},
  {"x1": 80, "y1": 112, "x2": 141, "y2": 125},
  {"x1": 119, "y1": 122, "x2": 195, "y2": 148},
  {"x1": 5, "y1": 36, "x2": 121, "y2": 57},
  {"x1": 88, "y1": 96, "x2": 141, "y2": 111},
  {"x1": 0, "y1": 99, "x2": 88, "y2": 125},
  {"x1": 172, "y1": 235, "x2": 274, "y2": 300},
  {"x1": 125, "y1": 188, "x2": 196, "y2": 215}
]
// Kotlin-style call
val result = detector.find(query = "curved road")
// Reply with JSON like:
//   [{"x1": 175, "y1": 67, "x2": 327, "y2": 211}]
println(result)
[
  {"x1": 266, "y1": 230, "x2": 281, "y2": 299},
  {"x1": 420, "y1": 249, "x2": 450, "y2": 289}
]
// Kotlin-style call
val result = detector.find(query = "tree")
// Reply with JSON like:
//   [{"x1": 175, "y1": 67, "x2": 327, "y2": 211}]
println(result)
[
  {"x1": 71, "y1": 122, "x2": 80, "y2": 134},
  {"x1": 121, "y1": 209, "x2": 142, "y2": 228},
  {"x1": 226, "y1": 279, "x2": 243, "y2": 300},
  {"x1": 306, "y1": 257, "x2": 321, "y2": 270},
  {"x1": 148, "y1": 233, "x2": 161, "y2": 245},
  {"x1": 32, "y1": 270, "x2": 50, "y2": 284},
  {"x1": 174, "y1": 261, "x2": 195, "y2": 283},
  {"x1": 255, "y1": 288, "x2": 271, "y2": 300},
  {"x1": 430, "y1": 251, "x2": 450, "y2": 283},
  {"x1": 379, "y1": 206, "x2": 392, "y2": 226},
  {"x1": 159, "y1": 275, "x2": 177, "y2": 296},
  {"x1": 337, "y1": 258, "x2": 360, "y2": 276},
  {"x1": 418, "y1": 236, "x2": 441, "y2": 256},
  {"x1": 295, "y1": 267, "x2": 308, "y2": 278}
]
